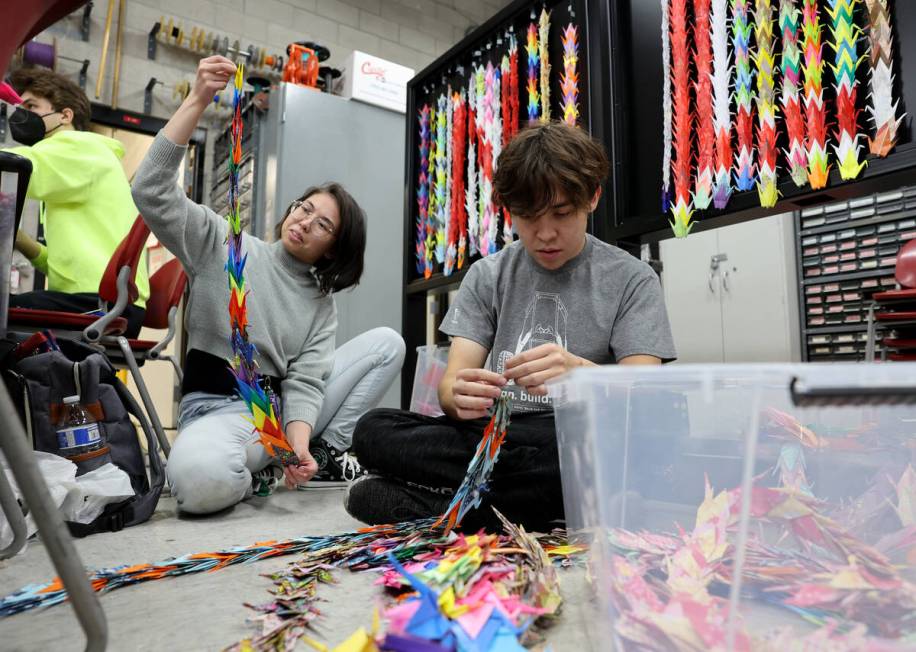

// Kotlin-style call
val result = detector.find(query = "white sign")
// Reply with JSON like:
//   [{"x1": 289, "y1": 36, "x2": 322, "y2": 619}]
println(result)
[{"x1": 341, "y1": 51, "x2": 414, "y2": 114}]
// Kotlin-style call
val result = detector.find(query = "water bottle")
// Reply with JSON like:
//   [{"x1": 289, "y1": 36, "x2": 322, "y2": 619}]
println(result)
[{"x1": 56, "y1": 395, "x2": 103, "y2": 458}]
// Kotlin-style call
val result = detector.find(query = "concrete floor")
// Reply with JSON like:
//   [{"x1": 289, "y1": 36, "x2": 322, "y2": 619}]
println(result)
[{"x1": 0, "y1": 488, "x2": 600, "y2": 651}]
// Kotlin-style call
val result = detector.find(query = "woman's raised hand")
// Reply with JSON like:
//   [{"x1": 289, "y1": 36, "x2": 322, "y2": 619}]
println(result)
[{"x1": 188, "y1": 56, "x2": 237, "y2": 109}]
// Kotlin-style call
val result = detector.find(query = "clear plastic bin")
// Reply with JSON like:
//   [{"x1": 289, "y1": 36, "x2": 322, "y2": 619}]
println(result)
[
  {"x1": 549, "y1": 363, "x2": 916, "y2": 650},
  {"x1": 409, "y1": 344, "x2": 449, "y2": 417}
]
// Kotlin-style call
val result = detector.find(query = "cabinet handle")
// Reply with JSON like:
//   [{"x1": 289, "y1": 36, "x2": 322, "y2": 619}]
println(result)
[
  {"x1": 708, "y1": 253, "x2": 728, "y2": 294},
  {"x1": 790, "y1": 376, "x2": 916, "y2": 407},
  {"x1": 722, "y1": 270, "x2": 730, "y2": 292}
]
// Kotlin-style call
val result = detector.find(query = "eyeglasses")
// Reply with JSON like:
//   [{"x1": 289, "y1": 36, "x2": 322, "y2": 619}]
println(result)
[{"x1": 289, "y1": 200, "x2": 337, "y2": 237}]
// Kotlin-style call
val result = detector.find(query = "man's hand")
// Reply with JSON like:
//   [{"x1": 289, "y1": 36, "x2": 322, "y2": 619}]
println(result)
[
  {"x1": 503, "y1": 343, "x2": 588, "y2": 396},
  {"x1": 451, "y1": 367, "x2": 506, "y2": 420},
  {"x1": 282, "y1": 422, "x2": 318, "y2": 488}
]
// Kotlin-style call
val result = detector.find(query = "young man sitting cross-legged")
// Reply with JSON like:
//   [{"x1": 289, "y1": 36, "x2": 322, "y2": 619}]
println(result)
[{"x1": 346, "y1": 121, "x2": 677, "y2": 531}]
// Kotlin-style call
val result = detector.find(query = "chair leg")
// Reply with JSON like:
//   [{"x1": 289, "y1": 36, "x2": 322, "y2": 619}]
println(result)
[
  {"x1": 163, "y1": 354, "x2": 183, "y2": 384},
  {"x1": 0, "y1": 387, "x2": 108, "y2": 651},
  {"x1": 0, "y1": 462, "x2": 28, "y2": 560},
  {"x1": 865, "y1": 303, "x2": 876, "y2": 362},
  {"x1": 117, "y1": 336, "x2": 171, "y2": 459}
]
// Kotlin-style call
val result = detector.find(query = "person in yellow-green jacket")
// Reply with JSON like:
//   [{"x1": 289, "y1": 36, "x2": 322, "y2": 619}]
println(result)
[{"x1": 5, "y1": 67, "x2": 149, "y2": 337}]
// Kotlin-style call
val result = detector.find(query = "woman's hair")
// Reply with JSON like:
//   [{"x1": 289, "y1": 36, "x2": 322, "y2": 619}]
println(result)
[
  {"x1": 274, "y1": 183, "x2": 366, "y2": 294},
  {"x1": 493, "y1": 121, "x2": 609, "y2": 219},
  {"x1": 10, "y1": 67, "x2": 92, "y2": 131}
]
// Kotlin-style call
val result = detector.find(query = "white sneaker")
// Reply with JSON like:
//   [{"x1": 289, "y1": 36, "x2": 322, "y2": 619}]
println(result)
[{"x1": 251, "y1": 464, "x2": 284, "y2": 497}]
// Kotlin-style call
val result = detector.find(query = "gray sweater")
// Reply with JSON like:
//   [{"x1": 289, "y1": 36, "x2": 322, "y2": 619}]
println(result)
[{"x1": 131, "y1": 131, "x2": 336, "y2": 428}]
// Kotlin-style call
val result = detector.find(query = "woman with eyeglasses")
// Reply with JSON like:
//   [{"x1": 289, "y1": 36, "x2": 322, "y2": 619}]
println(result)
[{"x1": 131, "y1": 56, "x2": 405, "y2": 515}]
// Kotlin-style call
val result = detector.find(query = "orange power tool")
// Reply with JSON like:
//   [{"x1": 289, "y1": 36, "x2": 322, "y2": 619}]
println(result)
[{"x1": 282, "y1": 42, "x2": 319, "y2": 88}]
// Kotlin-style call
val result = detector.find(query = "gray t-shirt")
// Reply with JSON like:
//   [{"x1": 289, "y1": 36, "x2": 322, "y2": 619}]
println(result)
[{"x1": 440, "y1": 234, "x2": 677, "y2": 413}]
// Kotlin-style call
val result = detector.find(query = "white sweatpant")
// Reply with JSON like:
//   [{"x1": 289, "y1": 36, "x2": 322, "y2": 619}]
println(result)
[{"x1": 166, "y1": 327, "x2": 405, "y2": 514}]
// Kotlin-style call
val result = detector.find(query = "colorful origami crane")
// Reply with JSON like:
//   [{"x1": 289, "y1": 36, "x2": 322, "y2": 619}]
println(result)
[
  {"x1": 661, "y1": 0, "x2": 674, "y2": 213},
  {"x1": 864, "y1": 0, "x2": 906, "y2": 157},
  {"x1": 711, "y1": 0, "x2": 733, "y2": 209},
  {"x1": 827, "y1": 0, "x2": 866, "y2": 180},
  {"x1": 780, "y1": 0, "x2": 809, "y2": 187},
  {"x1": 692, "y1": 0, "x2": 715, "y2": 210},
  {"x1": 669, "y1": 0, "x2": 695, "y2": 237},
  {"x1": 465, "y1": 75, "x2": 479, "y2": 260},
  {"x1": 525, "y1": 22, "x2": 539, "y2": 123},
  {"x1": 445, "y1": 92, "x2": 466, "y2": 277},
  {"x1": 802, "y1": 0, "x2": 830, "y2": 189},
  {"x1": 225, "y1": 63, "x2": 297, "y2": 465},
  {"x1": 733, "y1": 0, "x2": 756, "y2": 193},
  {"x1": 538, "y1": 8, "x2": 551, "y2": 122},
  {"x1": 434, "y1": 394, "x2": 512, "y2": 535},
  {"x1": 560, "y1": 23, "x2": 579, "y2": 127},
  {"x1": 416, "y1": 105, "x2": 432, "y2": 276},
  {"x1": 755, "y1": 0, "x2": 780, "y2": 207}
]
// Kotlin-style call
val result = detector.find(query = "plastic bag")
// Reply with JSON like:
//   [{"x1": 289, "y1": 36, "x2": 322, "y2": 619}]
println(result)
[
  {"x1": 61, "y1": 462, "x2": 134, "y2": 524},
  {"x1": 0, "y1": 451, "x2": 134, "y2": 552}
]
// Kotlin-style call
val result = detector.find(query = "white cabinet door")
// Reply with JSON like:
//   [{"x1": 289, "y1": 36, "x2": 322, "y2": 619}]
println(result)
[
  {"x1": 718, "y1": 213, "x2": 801, "y2": 362},
  {"x1": 660, "y1": 228, "x2": 725, "y2": 362},
  {"x1": 659, "y1": 213, "x2": 801, "y2": 364}
]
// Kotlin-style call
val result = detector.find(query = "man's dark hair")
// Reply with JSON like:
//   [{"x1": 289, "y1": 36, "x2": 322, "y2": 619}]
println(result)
[
  {"x1": 274, "y1": 183, "x2": 366, "y2": 294},
  {"x1": 10, "y1": 66, "x2": 92, "y2": 131},
  {"x1": 493, "y1": 121, "x2": 609, "y2": 218}
]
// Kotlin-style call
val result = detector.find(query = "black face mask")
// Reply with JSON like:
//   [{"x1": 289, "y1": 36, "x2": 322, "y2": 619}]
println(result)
[{"x1": 9, "y1": 107, "x2": 62, "y2": 146}]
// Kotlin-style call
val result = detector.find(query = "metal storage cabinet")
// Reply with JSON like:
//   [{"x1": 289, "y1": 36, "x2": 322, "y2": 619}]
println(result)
[
  {"x1": 256, "y1": 83, "x2": 406, "y2": 408},
  {"x1": 660, "y1": 213, "x2": 800, "y2": 363}
]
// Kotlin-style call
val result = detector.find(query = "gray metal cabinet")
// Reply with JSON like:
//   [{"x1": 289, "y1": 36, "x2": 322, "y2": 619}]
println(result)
[
  {"x1": 660, "y1": 213, "x2": 801, "y2": 363},
  {"x1": 257, "y1": 84, "x2": 406, "y2": 407}
]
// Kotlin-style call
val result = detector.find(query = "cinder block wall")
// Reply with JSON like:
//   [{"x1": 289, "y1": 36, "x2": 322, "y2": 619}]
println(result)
[{"x1": 21, "y1": 0, "x2": 511, "y2": 120}]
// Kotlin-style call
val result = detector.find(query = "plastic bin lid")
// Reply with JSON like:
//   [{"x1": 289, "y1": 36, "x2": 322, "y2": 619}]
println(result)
[{"x1": 547, "y1": 362, "x2": 916, "y2": 407}]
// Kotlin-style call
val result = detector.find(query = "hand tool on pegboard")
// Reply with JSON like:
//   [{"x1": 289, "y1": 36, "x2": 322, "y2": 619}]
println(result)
[
  {"x1": 80, "y1": 2, "x2": 93, "y2": 42},
  {"x1": 160, "y1": 17, "x2": 173, "y2": 43},
  {"x1": 144, "y1": 78, "x2": 160, "y2": 114},
  {"x1": 111, "y1": 0, "x2": 125, "y2": 109},
  {"x1": 283, "y1": 42, "x2": 328, "y2": 88},
  {"x1": 148, "y1": 19, "x2": 160, "y2": 59},
  {"x1": 173, "y1": 79, "x2": 191, "y2": 101},
  {"x1": 144, "y1": 17, "x2": 283, "y2": 75},
  {"x1": 144, "y1": 78, "x2": 202, "y2": 114},
  {"x1": 318, "y1": 66, "x2": 341, "y2": 94},
  {"x1": 95, "y1": 0, "x2": 116, "y2": 99},
  {"x1": 18, "y1": 40, "x2": 91, "y2": 90}
]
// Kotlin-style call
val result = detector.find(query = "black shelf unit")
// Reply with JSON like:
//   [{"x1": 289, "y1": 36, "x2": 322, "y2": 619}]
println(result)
[
  {"x1": 401, "y1": 0, "x2": 606, "y2": 406},
  {"x1": 796, "y1": 185, "x2": 916, "y2": 362},
  {"x1": 602, "y1": 0, "x2": 916, "y2": 246},
  {"x1": 400, "y1": 0, "x2": 916, "y2": 405}
]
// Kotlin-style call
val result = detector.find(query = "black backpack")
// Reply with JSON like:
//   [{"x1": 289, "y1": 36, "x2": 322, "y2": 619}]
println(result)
[{"x1": 1, "y1": 333, "x2": 164, "y2": 536}]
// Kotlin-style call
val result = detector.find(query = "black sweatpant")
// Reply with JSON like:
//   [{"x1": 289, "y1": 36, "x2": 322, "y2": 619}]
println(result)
[
  {"x1": 10, "y1": 291, "x2": 146, "y2": 339},
  {"x1": 351, "y1": 407, "x2": 565, "y2": 529}
]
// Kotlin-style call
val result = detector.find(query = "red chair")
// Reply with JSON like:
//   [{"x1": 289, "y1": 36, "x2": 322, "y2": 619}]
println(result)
[
  {"x1": 102, "y1": 257, "x2": 188, "y2": 458},
  {"x1": 105, "y1": 257, "x2": 187, "y2": 380},
  {"x1": 1, "y1": 1, "x2": 89, "y2": 79},
  {"x1": 7, "y1": 215, "x2": 149, "y2": 342},
  {"x1": 865, "y1": 239, "x2": 916, "y2": 361},
  {"x1": 7, "y1": 216, "x2": 185, "y2": 458}
]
